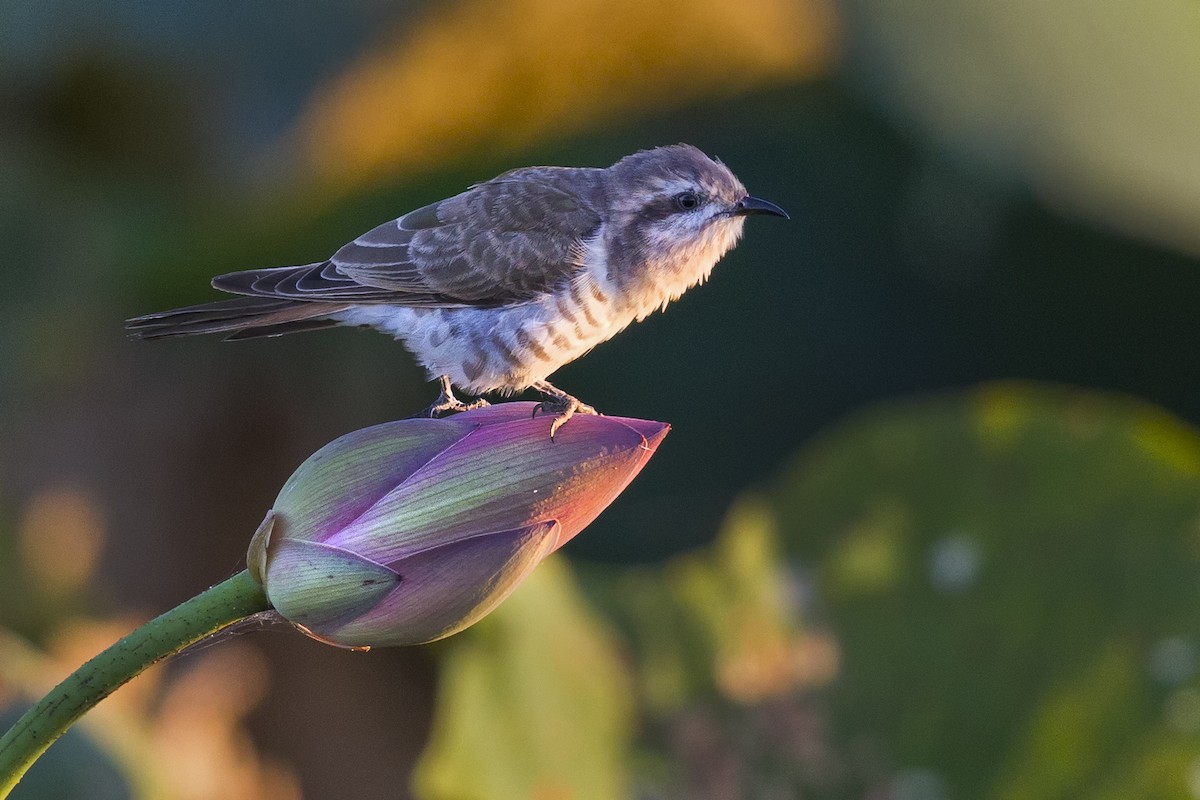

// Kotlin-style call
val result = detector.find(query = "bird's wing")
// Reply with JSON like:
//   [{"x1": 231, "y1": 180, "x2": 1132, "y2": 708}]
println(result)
[{"x1": 212, "y1": 167, "x2": 606, "y2": 307}]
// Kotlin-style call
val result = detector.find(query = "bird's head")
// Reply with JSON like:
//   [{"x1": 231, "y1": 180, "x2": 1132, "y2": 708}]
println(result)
[{"x1": 607, "y1": 144, "x2": 787, "y2": 284}]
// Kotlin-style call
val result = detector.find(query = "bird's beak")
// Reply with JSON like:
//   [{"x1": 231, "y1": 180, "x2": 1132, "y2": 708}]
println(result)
[{"x1": 733, "y1": 196, "x2": 789, "y2": 219}]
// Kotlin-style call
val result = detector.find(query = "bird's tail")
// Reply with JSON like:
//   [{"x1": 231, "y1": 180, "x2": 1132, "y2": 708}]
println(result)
[{"x1": 126, "y1": 296, "x2": 352, "y2": 341}]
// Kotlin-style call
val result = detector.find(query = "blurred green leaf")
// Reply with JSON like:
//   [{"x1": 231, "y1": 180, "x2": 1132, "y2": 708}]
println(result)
[
  {"x1": 412, "y1": 555, "x2": 634, "y2": 800},
  {"x1": 773, "y1": 382, "x2": 1200, "y2": 798},
  {"x1": 0, "y1": 704, "x2": 131, "y2": 800}
]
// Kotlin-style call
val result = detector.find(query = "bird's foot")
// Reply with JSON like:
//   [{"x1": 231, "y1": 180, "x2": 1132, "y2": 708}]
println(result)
[
  {"x1": 422, "y1": 391, "x2": 489, "y2": 418},
  {"x1": 532, "y1": 394, "x2": 599, "y2": 439}
]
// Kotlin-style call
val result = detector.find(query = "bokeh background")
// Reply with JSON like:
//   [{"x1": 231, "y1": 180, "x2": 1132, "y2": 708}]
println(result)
[{"x1": 3, "y1": 0, "x2": 1200, "y2": 797}]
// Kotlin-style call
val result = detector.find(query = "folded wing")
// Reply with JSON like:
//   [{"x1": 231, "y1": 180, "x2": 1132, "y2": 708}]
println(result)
[{"x1": 212, "y1": 167, "x2": 606, "y2": 308}]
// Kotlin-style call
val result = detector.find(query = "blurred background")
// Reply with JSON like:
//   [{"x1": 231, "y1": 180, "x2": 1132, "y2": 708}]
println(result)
[{"x1": 3, "y1": 0, "x2": 1200, "y2": 797}]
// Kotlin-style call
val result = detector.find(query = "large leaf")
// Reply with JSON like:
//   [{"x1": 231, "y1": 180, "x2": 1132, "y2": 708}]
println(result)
[{"x1": 773, "y1": 382, "x2": 1200, "y2": 798}]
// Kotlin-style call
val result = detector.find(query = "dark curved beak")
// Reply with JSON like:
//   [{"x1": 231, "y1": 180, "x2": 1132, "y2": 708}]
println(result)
[{"x1": 734, "y1": 195, "x2": 789, "y2": 219}]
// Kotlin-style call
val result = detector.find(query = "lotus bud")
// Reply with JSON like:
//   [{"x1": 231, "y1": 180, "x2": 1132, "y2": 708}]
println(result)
[{"x1": 247, "y1": 403, "x2": 668, "y2": 648}]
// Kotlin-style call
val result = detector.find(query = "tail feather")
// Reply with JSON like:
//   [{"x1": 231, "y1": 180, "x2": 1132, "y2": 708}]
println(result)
[
  {"x1": 223, "y1": 318, "x2": 341, "y2": 340},
  {"x1": 127, "y1": 296, "x2": 350, "y2": 340}
]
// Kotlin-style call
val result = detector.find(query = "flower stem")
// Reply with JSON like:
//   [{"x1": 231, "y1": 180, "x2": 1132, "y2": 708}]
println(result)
[{"x1": 0, "y1": 569, "x2": 270, "y2": 797}]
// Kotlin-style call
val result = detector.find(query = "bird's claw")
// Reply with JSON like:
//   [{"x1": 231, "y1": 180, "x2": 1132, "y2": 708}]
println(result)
[
  {"x1": 533, "y1": 395, "x2": 598, "y2": 439},
  {"x1": 422, "y1": 393, "x2": 489, "y2": 418}
]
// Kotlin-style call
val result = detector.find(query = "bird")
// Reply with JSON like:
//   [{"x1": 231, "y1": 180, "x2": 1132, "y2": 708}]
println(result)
[{"x1": 128, "y1": 144, "x2": 788, "y2": 435}]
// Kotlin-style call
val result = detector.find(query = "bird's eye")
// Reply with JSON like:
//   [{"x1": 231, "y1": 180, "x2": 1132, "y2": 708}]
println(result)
[{"x1": 674, "y1": 192, "x2": 700, "y2": 211}]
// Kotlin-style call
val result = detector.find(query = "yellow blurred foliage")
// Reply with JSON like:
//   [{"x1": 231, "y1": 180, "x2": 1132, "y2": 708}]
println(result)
[
  {"x1": 671, "y1": 496, "x2": 837, "y2": 704},
  {"x1": 975, "y1": 385, "x2": 1034, "y2": 448},
  {"x1": 822, "y1": 498, "x2": 907, "y2": 598},
  {"x1": 1133, "y1": 412, "x2": 1200, "y2": 478},
  {"x1": 19, "y1": 486, "x2": 105, "y2": 597},
  {"x1": 991, "y1": 641, "x2": 1142, "y2": 800},
  {"x1": 295, "y1": 0, "x2": 837, "y2": 188}
]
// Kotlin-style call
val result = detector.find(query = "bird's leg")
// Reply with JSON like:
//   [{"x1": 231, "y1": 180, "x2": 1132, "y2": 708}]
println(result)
[
  {"x1": 421, "y1": 375, "x2": 490, "y2": 417},
  {"x1": 530, "y1": 379, "x2": 599, "y2": 438}
]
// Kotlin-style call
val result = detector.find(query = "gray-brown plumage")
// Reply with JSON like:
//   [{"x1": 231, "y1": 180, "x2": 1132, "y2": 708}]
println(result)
[{"x1": 128, "y1": 144, "x2": 787, "y2": 432}]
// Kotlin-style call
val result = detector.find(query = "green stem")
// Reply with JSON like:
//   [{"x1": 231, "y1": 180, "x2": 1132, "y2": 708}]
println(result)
[{"x1": 0, "y1": 569, "x2": 270, "y2": 798}]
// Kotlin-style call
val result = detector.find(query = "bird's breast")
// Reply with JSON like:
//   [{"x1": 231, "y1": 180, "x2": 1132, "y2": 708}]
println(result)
[
  {"x1": 612, "y1": 216, "x2": 745, "y2": 319},
  {"x1": 352, "y1": 275, "x2": 629, "y2": 394}
]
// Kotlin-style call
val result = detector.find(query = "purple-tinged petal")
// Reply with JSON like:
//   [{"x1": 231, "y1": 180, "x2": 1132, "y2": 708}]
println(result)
[
  {"x1": 322, "y1": 520, "x2": 560, "y2": 647},
  {"x1": 273, "y1": 420, "x2": 469, "y2": 543},
  {"x1": 325, "y1": 413, "x2": 667, "y2": 562},
  {"x1": 269, "y1": 403, "x2": 608, "y2": 543}
]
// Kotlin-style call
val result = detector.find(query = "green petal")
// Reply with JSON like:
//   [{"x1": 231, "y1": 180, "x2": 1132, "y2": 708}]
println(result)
[{"x1": 264, "y1": 539, "x2": 400, "y2": 636}]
